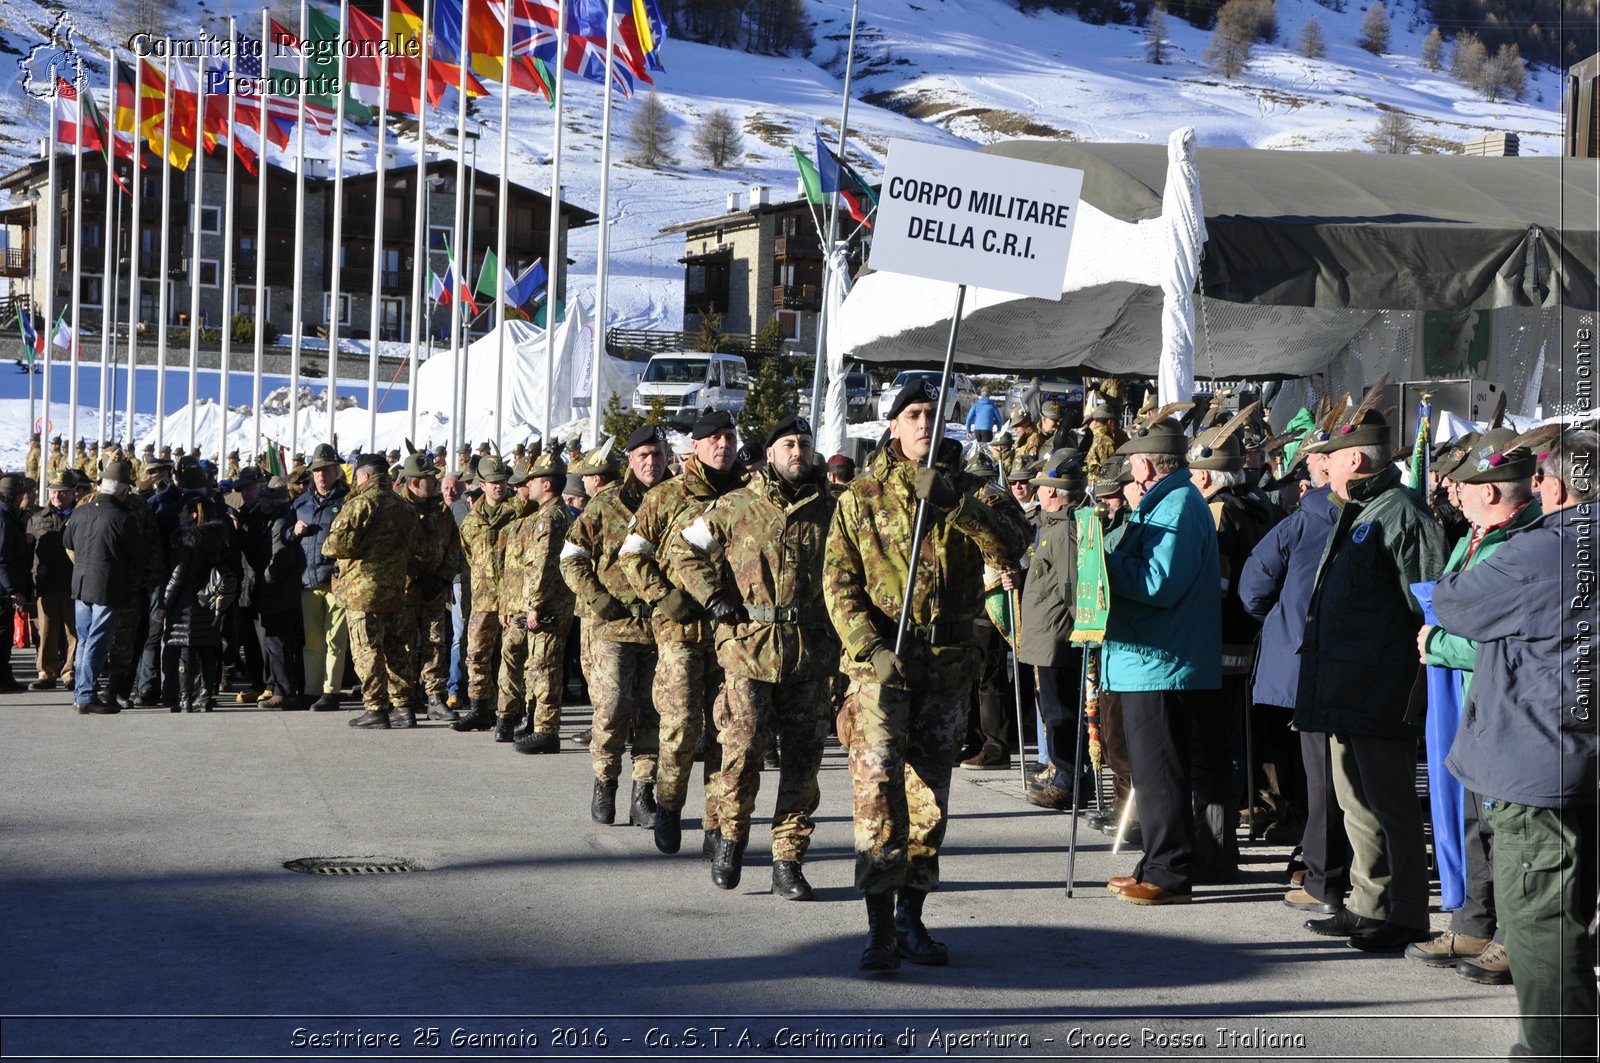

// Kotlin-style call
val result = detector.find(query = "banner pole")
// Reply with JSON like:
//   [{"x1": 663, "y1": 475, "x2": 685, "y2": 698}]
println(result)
[{"x1": 1064, "y1": 641, "x2": 1091, "y2": 897}]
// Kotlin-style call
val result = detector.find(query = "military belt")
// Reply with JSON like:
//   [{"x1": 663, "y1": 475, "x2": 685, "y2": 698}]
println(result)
[
  {"x1": 744, "y1": 604, "x2": 825, "y2": 625},
  {"x1": 905, "y1": 620, "x2": 970, "y2": 647},
  {"x1": 626, "y1": 601, "x2": 655, "y2": 619}
]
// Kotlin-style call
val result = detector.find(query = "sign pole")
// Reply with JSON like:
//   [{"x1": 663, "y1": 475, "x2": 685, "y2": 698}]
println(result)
[
  {"x1": 892, "y1": 281, "x2": 964, "y2": 657},
  {"x1": 1065, "y1": 641, "x2": 1092, "y2": 897},
  {"x1": 1010, "y1": 591, "x2": 1030, "y2": 791}
]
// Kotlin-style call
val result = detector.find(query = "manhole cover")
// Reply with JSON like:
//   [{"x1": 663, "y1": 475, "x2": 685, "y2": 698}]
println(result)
[{"x1": 283, "y1": 856, "x2": 421, "y2": 875}]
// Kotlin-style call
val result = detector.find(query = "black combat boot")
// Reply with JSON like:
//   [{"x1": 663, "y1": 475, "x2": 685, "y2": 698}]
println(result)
[
  {"x1": 894, "y1": 887, "x2": 949, "y2": 965},
  {"x1": 710, "y1": 833, "x2": 747, "y2": 890},
  {"x1": 513, "y1": 730, "x2": 561, "y2": 754},
  {"x1": 703, "y1": 830, "x2": 717, "y2": 859},
  {"x1": 493, "y1": 714, "x2": 518, "y2": 742},
  {"x1": 628, "y1": 781, "x2": 658, "y2": 828},
  {"x1": 424, "y1": 694, "x2": 457, "y2": 722},
  {"x1": 512, "y1": 715, "x2": 536, "y2": 741},
  {"x1": 451, "y1": 699, "x2": 495, "y2": 732},
  {"x1": 654, "y1": 805, "x2": 682, "y2": 854},
  {"x1": 591, "y1": 779, "x2": 618, "y2": 824},
  {"x1": 309, "y1": 692, "x2": 341, "y2": 712},
  {"x1": 771, "y1": 861, "x2": 814, "y2": 901},
  {"x1": 390, "y1": 705, "x2": 418, "y2": 729},
  {"x1": 859, "y1": 891, "x2": 900, "y2": 972},
  {"x1": 349, "y1": 708, "x2": 391, "y2": 729}
]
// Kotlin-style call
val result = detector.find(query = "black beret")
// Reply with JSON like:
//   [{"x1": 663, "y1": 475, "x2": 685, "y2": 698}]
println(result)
[
  {"x1": 625, "y1": 425, "x2": 667, "y2": 452},
  {"x1": 886, "y1": 378, "x2": 943, "y2": 421},
  {"x1": 765, "y1": 415, "x2": 812, "y2": 449},
  {"x1": 691, "y1": 410, "x2": 736, "y2": 439},
  {"x1": 353, "y1": 452, "x2": 387, "y2": 473}
]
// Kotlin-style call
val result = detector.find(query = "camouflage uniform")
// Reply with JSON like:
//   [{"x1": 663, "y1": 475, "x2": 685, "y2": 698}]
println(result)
[
  {"x1": 504, "y1": 495, "x2": 574, "y2": 736},
  {"x1": 45, "y1": 446, "x2": 66, "y2": 486},
  {"x1": 1083, "y1": 422, "x2": 1128, "y2": 484},
  {"x1": 495, "y1": 497, "x2": 535, "y2": 720},
  {"x1": 24, "y1": 441, "x2": 40, "y2": 482},
  {"x1": 822, "y1": 443, "x2": 1027, "y2": 894},
  {"x1": 322, "y1": 470, "x2": 418, "y2": 709},
  {"x1": 618, "y1": 456, "x2": 746, "y2": 822},
  {"x1": 560, "y1": 477, "x2": 659, "y2": 785},
  {"x1": 458, "y1": 494, "x2": 520, "y2": 702},
  {"x1": 666, "y1": 465, "x2": 837, "y2": 862},
  {"x1": 403, "y1": 491, "x2": 463, "y2": 701}
]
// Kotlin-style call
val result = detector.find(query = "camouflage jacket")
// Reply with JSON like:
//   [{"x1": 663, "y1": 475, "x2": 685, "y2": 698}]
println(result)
[
  {"x1": 1084, "y1": 422, "x2": 1128, "y2": 483},
  {"x1": 619, "y1": 457, "x2": 746, "y2": 646},
  {"x1": 458, "y1": 494, "x2": 520, "y2": 613},
  {"x1": 823, "y1": 443, "x2": 1029, "y2": 687},
  {"x1": 666, "y1": 466, "x2": 837, "y2": 684},
  {"x1": 1012, "y1": 427, "x2": 1046, "y2": 468},
  {"x1": 560, "y1": 476, "x2": 655, "y2": 644},
  {"x1": 504, "y1": 496, "x2": 574, "y2": 619},
  {"x1": 24, "y1": 444, "x2": 40, "y2": 482},
  {"x1": 404, "y1": 493, "x2": 464, "y2": 605},
  {"x1": 973, "y1": 481, "x2": 1036, "y2": 591},
  {"x1": 322, "y1": 472, "x2": 417, "y2": 613}
]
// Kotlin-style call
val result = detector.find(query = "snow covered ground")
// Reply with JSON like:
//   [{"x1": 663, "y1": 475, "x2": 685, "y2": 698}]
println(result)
[{"x1": 0, "y1": 0, "x2": 1565, "y2": 456}]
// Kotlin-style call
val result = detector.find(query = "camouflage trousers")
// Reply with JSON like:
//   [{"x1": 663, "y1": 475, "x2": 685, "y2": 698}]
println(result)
[
  {"x1": 838, "y1": 674, "x2": 970, "y2": 894},
  {"x1": 498, "y1": 618, "x2": 528, "y2": 718},
  {"x1": 589, "y1": 639, "x2": 660, "y2": 785},
  {"x1": 521, "y1": 616, "x2": 571, "y2": 735},
  {"x1": 346, "y1": 609, "x2": 414, "y2": 709},
  {"x1": 652, "y1": 640, "x2": 724, "y2": 826},
  {"x1": 408, "y1": 597, "x2": 451, "y2": 699},
  {"x1": 716, "y1": 672, "x2": 828, "y2": 862},
  {"x1": 464, "y1": 611, "x2": 503, "y2": 702}
]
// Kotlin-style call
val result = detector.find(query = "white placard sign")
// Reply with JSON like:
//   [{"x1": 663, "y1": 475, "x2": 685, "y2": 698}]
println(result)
[{"x1": 869, "y1": 139, "x2": 1084, "y2": 301}]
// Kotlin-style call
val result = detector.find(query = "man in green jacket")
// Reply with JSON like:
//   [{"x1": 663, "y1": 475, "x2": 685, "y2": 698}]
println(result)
[{"x1": 1405, "y1": 428, "x2": 1540, "y2": 980}]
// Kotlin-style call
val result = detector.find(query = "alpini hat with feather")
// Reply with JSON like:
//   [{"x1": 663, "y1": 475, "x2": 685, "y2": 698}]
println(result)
[
  {"x1": 1114, "y1": 401, "x2": 1193, "y2": 458},
  {"x1": 569, "y1": 437, "x2": 618, "y2": 476},
  {"x1": 1453, "y1": 424, "x2": 1558, "y2": 484},
  {"x1": 1188, "y1": 401, "x2": 1261, "y2": 471},
  {"x1": 1316, "y1": 375, "x2": 1392, "y2": 452}
]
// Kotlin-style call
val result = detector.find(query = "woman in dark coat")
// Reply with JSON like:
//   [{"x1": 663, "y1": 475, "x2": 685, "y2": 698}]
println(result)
[{"x1": 162, "y1": 497, "x2": 235, "y2": 712}]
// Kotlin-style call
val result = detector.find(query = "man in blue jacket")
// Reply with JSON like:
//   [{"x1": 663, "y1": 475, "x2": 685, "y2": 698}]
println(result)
[
  {"x1": 964, "y1": 387, "x2": 1003, "y2": 443},
  {"x1": 1102, "y1": 418, "x2": 1221, "y2": 905},
  {"x1": 286, "y1": 444, "x2": 349, "y2": 711},
  {"x1": 1433, "y1": 429, "x2": 1597, "y2": 1063}
]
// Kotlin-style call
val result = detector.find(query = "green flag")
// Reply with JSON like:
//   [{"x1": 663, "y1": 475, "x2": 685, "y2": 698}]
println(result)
[
  {"x1": 1279, "y1": 406, "x2": 1319, "y2": 469},
  {"x1": 792, "y1": 146, "x2": 825, "y2": 206},
  {"x1": 475, "y1": 248, "x2": 503, "y2": 300},
  {"x1": 1069, "y1": 507, "x2": 1109, "y2": 645}
]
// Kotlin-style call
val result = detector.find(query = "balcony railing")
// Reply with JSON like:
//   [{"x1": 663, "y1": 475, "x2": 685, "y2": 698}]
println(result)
[
  {"x1": 774, "y1": 234, "x2": 821, "y2": 259},
  {"x1": 774, "y1": 283, "x2": 821, "y2": 310}
]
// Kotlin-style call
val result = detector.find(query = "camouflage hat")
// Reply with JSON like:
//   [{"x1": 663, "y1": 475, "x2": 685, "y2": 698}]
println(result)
[
  {"x1": 528, "y1": 446, "x2": 568, "y2": 481},
  {"x1": 1029, "y1": 447, "x2": 1084, "y2": 488},
  {"x1": 308, "y1": 443, "x2": 341, "y2": 471},
  {"x1": 1452, "y1": 427, "x2": 1537, "y2": 484},
  {"x1": 570, "y1": 437, "x2": 618, "y2": 476},
  {"x1": 476, "y1": 455, "x2": 511, "y2": 484},
  {"x1": 1039, "y1": 401, "x2": 1062, "y2": 421},
  {"x1": 1114, "y1": 419, "x2": 1188, "y2": 458},
  {"x1": 395, "y1": 452, "x2": 438, "y2": 481}
]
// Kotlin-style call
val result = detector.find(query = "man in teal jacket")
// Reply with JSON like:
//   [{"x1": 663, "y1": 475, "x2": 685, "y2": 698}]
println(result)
[
  {"x1": 1101, "y1": 418, "x2": 1221, "y2": 906},
  {"x1": 1406, "y1": 427, "x2": 1540, "y2": 982}
]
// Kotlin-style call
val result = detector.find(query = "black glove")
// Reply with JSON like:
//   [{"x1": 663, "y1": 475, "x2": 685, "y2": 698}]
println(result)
[
  {"x1": 913, "y1": 466, "x2": 960, "y2": 510},
  {"x1": 706, "y1": 592, "x2": 747, "y2": 625},
  {"x1": 590, "y1": 592, "x2": 629, "y2": 622},
  {"x1": 657, "y1": 587, "x2": 699, "y2": 622},
  {"x1": 870, "y1": 645, "x2": 910, "y2": 686}
]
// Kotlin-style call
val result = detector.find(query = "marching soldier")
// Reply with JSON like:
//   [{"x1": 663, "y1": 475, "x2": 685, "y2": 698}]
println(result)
[
  {"x1": 396, "y1": 452, "x2": 464, "y2": 721},
  {"x1": 822, "y1": 380, "x2": 1028, "y2": 971},
  {"x1": 619, "y1": 410, "x2": 746, "y2": 853},
  {"x1": 565, "y1": 441, "x2": 620, "y2": 746},
  {"x1": 561, "y1": 426, "x2": 669, "y2": 826},
  {"x1": 452, "y1": 456, "x2": 519, "y2": 733},
  {"x1": 505, "y1": 447, "x2": 575, "y2": 754},
  {"x1": 493, "y1": 461, "x2": 539, "y2": 741},
  {"x1": 667, "y1": 415, "x2": 836, "y2": 899},
  {"x1": 323, "y1": 453, "x2": 419, "y2": 728}
]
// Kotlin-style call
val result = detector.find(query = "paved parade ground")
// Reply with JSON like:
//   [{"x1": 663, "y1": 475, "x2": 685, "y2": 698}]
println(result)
[{"x1": 0, "y1": 672, "x2": 1522, "y2": 1062}]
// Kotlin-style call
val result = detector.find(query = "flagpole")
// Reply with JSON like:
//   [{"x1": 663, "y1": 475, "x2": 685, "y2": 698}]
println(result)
[
  {"x1": 156, "y1": 44, "x2": 176, "y2": 454},
  {"x1": 589, "y1": 3, "x2": 619, "y2": 448},
  {"x1": 365, "y1": 0, "x2": 393, "y2": 452},
  {"x1": 460, "y1": 132, "x2": 476, "y2": 446},
  {"x1": 98, "y1": 50, "x2": 119, "y2": 455},
  {"x1": 218, "y1": 17, "x2": 239, "y2": 467},
  {"x1": 542, "y1": 0, "x2": 567, "y2": 442},
  {"x1": 809, "y1": 0, "x2": 861, "y2": 431},
  {"x1": 185, "y1": 47, "x2": 207, "y2": 455},
  {"x1": 406, "y1": 0, "x2": 433, "y2": 445},
  {"x1": 492, "y1": 0, "x2": 513, "y2": 451},
  {"x1": 124, "y1": 59, "x2": 144, "y2": 450},
  {"x1": 325, "y1": 0, "x2": 352, "y2": 449},
  {"x1": 447, "y1": 0, "x2": 471, "y2": 472},
  {"x1": 68, "y1": 59, "x2": 87, "y2": 454},
  {"x1": 41, "y1": 65, "x2": 57, "y2": 448},
  {"x1": 252, "y1": 8, "x2": 271, "y2": 468},
  {"x1": 287, "y1": 0, "x2": 310, "y2": 459}
]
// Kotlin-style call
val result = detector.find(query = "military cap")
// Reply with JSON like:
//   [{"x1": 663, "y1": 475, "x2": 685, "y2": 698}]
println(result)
[
  {"x1": 234, "y1": 466, "x2": 265, "y2": 486},
  {"x1": 963, "y1": 449, "x2": 998, "y2": 481},
  {"x1": 1005, "y1": 458, "x2": 1037, "y2": 483},
  {"x1": 99, "y1": 458, "x2": 135, "y2": 486},
  {"x1": 1319, "y1": 408, "x2": 1391, "y2": 452},
  {"x1": 351, "y1": 452, "x2": 386, "y2": 475},
  {"x1": 1433, "y1": 431, "x2": 1482, "y2": 480},
  {"x1": 178, "y1": 465, "x2": 209, "y2": 491},
  {"x1": 765, "y1": 414, "x2": 812, "y2": 448},
  {"x1": 145, "y1": 457, "x2": 174, "y2": 472},
  {"x1": 434, "y1": 445, "x2": 448, "y2": 458},
  {"x1": 308, "y1": 443, "x2": 342, "y2": 471},
  {"x1": 1006, "y1": 406, "x2": 1033, "y2": 428},
  {"x1": 826, "y1": 453, "x2": 856, "y2": 470},
  {"x1": 528, "y1": 446, "x2": 567, "y2": 480},
  {"x1": 387, "y1": 448, "x2": 401, "y2": 461},
  {"x1": 228, "y1": 449, "x2": 240, "y2": 459},
  {"x1": 887, "y1": 378, "x2": 943, "y2": 421},
  {"x1": 507, "y1": 461, "x2": 532, "y2": 487},
  {"x1": 691, "y1": 409, "x2": 737, "y2": 440},
  {"x1": 1029, "y1": 447, "x2": 1084, "y2": 488},
  {"x1": 395, "y1": 452, "x2": 438, "y2": 481},
  {"x1": 1188, "y1": 401, "x2": 1260, "y2": 472},
  {"x1": 625, "y1": 424, "x2": 667, "y2": 452},
  {"x1": 1086, "y1": 404, "x2": 1116, "y2": 423},
  {"x1": 476, "y1": 455, "x2": 511, "y2": 483},
  {"x1": 1114, "y1": 419, "x2": 1188, "y2": 458},
  {"x1": 288, "y1": 467, "x2": 311, "y2": 487},
  {"x1": 570, "y1": 438, "x2": 618, "y2": 476},
  {"x1": 478, "y1": 440, "x2": 493, "y2": 454},
  {"x1": 51, "y1": 436, "x2": 62, "y2": 445},
  {"x1": 1452, "y1": 427, "x2": 1537, "y2": 484},
  {"x1": 1039, "y1": 401, "x2": 1062, "y2": 421},
  {"x1": 562, "y1": 473, "x2": 588, "y2": 499},
  {"x1": 46, "y1": 473, "x2": 75, "y2": 492},
  {"x1": 992, "y1": 431, "x2": 1014, "y2": 449},
  {"x1": 141, "y1": 444, "x2": 155, "y2": 454},
  {"x1": 0, "y1": 474, "x2": 21, "y2": 496}
]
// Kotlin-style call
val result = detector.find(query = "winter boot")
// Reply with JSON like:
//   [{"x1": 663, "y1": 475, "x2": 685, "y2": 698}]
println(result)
[
  {"x1": 894, "y1": 887, "x2": 949, "y2": 965},
  {"x1": 859, "y1": 891, "x2": 900, "y2": 971},
  {"x1": 654, "y1": 805, "x2": 682, "y2": 854},
  {"x1": 771, "y1": 861, "x2": 814, "y2": 901},
  {"x1": 493, "y1": 714, "x2": 518, "y2": 743},
  {"x1": 628, "y1": 780, "x2": 658, "y2": 828},
  {"x1": 710, "y1": 833, "x2": 747, "y2": 890},
  {"x1": 451, "y1": 699, "x2": 495, "y2": 732},
  {"x1": 424, "y1": 694, "x2": 458, "y2": 722},
  {"x1": 591, "y1": 779, "x2": 618, "y2": 824}
]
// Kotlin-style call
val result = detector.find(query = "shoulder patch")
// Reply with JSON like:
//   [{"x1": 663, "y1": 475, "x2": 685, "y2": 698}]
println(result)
[{"x1": 1351, "y1": 522, "x2": 1372, "y2": 545}]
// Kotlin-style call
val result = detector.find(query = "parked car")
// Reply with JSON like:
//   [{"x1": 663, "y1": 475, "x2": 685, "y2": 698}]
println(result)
[
  {"x1": 632, "y1": 352, "x2": 749, "y2": 423},
  {"x1": 798, "y1": 366, "x2": 879, "y2": 423},
  {"x1": 1005, "y1": 373, "x2": 1085, "y2": 420},
  {"x1": 876, "y1": 370, "x2": 975, "y2": 422}
]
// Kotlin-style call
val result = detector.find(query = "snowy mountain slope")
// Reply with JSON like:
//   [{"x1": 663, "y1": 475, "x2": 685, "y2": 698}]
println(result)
[{"x1": 0, "y1": 0, "x2": 1566, "y2": 346}]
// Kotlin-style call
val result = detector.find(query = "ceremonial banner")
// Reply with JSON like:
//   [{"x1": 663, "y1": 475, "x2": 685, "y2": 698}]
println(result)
[{"x1": 1069, "y1": 507, "x2": 1108, "y2": 644}]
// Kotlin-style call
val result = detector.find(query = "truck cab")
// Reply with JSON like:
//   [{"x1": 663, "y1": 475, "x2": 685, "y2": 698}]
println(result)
[{"x1": 632, "y1": 352, "x2": 750, "y2": 424}]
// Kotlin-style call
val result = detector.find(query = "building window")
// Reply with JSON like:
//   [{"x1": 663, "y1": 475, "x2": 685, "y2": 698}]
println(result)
[
  {"x1": 323, "y1": 292, "x2": 352, "y2": 326},
  {"x1": 234, "y1": 285, "x2": 270, "y2": 320},
  {"x1": 428, "y1": 225, "x2": 451, "y2": 252},
  {"x1": 197, "y1": 259, "x2": 220, "y2": 288},
  {"x1": 81, "y1": 275, "x2": 103, "y2": 308},
  {"x1": 200, "y1": 205, "x2": 222, "y2": 234},
  {"x1": 238, "y1": 234, "x2": 256, "y2": 268},
  {"x1": 382, "y1": 248, "x2": 402, "y2": 290}
]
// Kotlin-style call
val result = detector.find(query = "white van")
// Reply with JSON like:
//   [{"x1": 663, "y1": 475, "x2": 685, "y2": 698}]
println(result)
[{"x1": 632, "y1": 352, "x2": 750, "y2": 423}]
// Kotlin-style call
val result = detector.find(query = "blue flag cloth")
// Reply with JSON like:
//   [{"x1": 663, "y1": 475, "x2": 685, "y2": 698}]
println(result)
[{"x1": 1412, "y1": 579, "x2": 1465, "y2": 912}]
